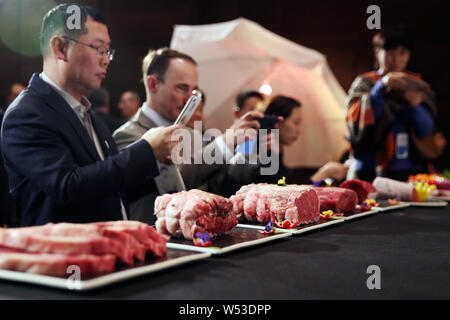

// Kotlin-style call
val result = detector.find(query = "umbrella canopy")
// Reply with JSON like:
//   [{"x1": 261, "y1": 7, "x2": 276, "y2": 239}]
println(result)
[{"x1": 170, "y1": 17, "x2": 349, "y2": 167}]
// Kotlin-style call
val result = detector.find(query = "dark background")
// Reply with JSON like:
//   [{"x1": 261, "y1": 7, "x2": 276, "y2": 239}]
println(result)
[{"x1": 1, "y1": 0, "x2": 449, "y2": 169}]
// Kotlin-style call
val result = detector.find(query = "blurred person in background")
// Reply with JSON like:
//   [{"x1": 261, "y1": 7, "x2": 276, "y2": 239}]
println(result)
[
  {"x1": 1, "y1": 83, "x2": 25, "y2": 117},
  {"x1": 88, "y1": 87, "x2": 124, "y2": 133},
  {"x1": 345, "y1": 25, "x2": 444, "y2": 182},
  {"x1": 227, "y1": 95, "x2": 349, "y2": 189},
  {"x1": 118, "y1": 90, "x2": 140, "y2": 120},
  {"x1": 232, "y1": 89, "x2": 264, "y2": 119}
]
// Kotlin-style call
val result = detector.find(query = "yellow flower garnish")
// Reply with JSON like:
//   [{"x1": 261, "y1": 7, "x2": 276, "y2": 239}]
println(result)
[
  {"x1": 364, "y1": 199, "x2": 376, "y2": 205},
  {"x1": 278, "y1": 176, "x2": 286, "y2": 186},
  {"x1": 415, "y1": 182, "x2": 436, "y2": 202}
]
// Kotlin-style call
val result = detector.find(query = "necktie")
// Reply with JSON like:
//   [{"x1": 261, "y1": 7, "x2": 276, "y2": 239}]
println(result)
[
  {"x1": 75, "y1": 105, "x2": 127, "y2": 220},
  {"x1": 75, "y1": 106, "x2": 105, "y2": 160},
  {"x1": 78, "y1": 107, "x2": 95, "y2": 142}
]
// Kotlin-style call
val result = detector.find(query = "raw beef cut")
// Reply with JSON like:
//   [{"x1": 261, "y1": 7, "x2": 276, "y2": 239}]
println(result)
[
  {"x1": 339, "y1": 179, "x2": 377, "y2": 204},
  {"x1": 230, "y1": 183, "x2": 320, "y2": 224},
  {"x1": 0, "y1": 247, "x2": 116, "y2": 276},
  {"x1": 154, "y1": 189, "x2": 238, "y2": 239},
  {"x1": 0, "y1": 228, "x2": 135, "y2": 265},
  {"x1": 372, "y1": 177, "x2": 418, "y2": 201},
  {"x1": 313, "y1": 187, "x2": 358, "y2": 212},
  {"x1": 0, "y1": 221, "x2": 169, "y2": 276},
  {"x1": 93, "y1": 221, "x2": 169, "y2": 257},
  {"x1": 38, "y1": 223, "x2": 148, "y2": 261}
]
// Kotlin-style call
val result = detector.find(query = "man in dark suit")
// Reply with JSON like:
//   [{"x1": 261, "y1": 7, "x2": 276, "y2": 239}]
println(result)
[{"x1": 0, "y1": 4, "x2": 180, "y2": 226}]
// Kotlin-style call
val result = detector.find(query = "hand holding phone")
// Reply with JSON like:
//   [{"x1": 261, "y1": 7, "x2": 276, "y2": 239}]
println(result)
[
  {"x1": 257, "y1": 114, "x2": 279, "y2": 130},
  {"x1": 235, "y1": 114, "x2": 280, "y2": 155}
]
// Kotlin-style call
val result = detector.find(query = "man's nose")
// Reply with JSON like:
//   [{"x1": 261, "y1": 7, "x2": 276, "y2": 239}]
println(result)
[
  {"x1": 101, "y1": 55, "x2": 111, "y2": 67},
  {"x1": 182, "y1": 92, "x2": 192, "y2": 105}
]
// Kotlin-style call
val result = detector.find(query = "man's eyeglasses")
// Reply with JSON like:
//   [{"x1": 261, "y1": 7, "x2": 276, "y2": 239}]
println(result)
[{"x1": 62, "y1": 36, "x2": 115, "y2": 61}]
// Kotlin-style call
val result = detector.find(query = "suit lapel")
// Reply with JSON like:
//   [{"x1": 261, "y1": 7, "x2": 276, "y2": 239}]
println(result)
[
  {"x1": 33, "y1": 75, "x2": 102, "y2": 161},
  {"x1": 137, "y1": 108, "x2": 158, "y2": 130}
]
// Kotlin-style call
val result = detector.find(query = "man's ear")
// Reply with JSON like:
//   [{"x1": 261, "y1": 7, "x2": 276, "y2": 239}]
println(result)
[
  {"x1": 147, "y1": 75, "x2": 159, "y2": 94},
  {"x1": 50, "y1": 36, "x2": 68, "y2": 61}
]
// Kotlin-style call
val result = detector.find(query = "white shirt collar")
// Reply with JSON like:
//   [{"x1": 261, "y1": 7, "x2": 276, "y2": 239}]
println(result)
[
  {"x1": 141, "y1": 102, "x2": 171, "y2": 126},
  {"x1": 40, "y1": 72, "x2": 91, "y2": 112}
]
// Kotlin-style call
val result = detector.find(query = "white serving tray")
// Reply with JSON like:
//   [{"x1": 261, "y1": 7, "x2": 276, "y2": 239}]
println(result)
[
  {"x1": 376, "y1": 201, "x2": 411, "y2": 212},
  {"x1": 342, "y1": 208, "x2": 380, "y2": 221},
  {"x1": 166, "y1": 226, "x2": 291, "y2": 255},
  {"x1": 237, "y1": 218, "x2": 345, "y2": 235},
  {"x1": 408, "y1": 200, "x2": 448, "y2": 207},
  {"x1": 0, "y1": 248, "x2": 211, "y2": 291}
]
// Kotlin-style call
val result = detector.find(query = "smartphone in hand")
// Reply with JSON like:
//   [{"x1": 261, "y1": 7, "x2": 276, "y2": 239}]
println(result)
[
  {"x1": 174, "y1": 89, "x2": 203, "y2": 126},
  {"x1": 257, "y1": 114, "x2": 279, "y2": 130}
]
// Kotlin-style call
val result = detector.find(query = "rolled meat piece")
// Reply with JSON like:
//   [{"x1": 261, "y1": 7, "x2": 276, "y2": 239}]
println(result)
[
  {"x1": 372, "y1": 177, "x2": 418, "y2": 202},
  {"x1": 154, "y1": 189, "x2": 238, "y2": 240}
]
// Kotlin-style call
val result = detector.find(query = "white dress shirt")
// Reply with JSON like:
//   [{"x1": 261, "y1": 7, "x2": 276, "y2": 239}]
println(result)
[{"x1": 141, "y1": 102, "x2": 172, "y2": 127}]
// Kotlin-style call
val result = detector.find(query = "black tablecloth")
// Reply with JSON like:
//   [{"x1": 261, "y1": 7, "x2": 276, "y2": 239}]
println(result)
[{"x1": 0, "y1": 206, "x2": 449, "y2": 300}]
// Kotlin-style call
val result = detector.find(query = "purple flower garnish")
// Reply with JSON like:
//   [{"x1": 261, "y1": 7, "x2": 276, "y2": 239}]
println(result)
[
  {"x1": 313, "y1": 179, "x2": 325, "y2": 187},
  {"x1": 264, "y1": 222, "x2": 274, "y2": 232},
  {"x1": 195, "y1": 232, "x2": 211, "y2": 243}
]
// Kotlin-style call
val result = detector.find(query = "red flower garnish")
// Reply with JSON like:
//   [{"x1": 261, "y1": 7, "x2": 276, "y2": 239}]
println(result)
[
  {"x1": 193, "y1": 238, "x2": 212, "y2": 247},
  {"x1": 193, "y1": 232, "x2": 212, "y2": 247},
  {"x1": 360, "y1": 199, "x2": 379, "y2": 211},
  {"x1": 275, "y1": 220, "x2": 299, "y2": 229},
  {"x1": 359, "y1": 206, "x2": 371, "y2": 212}
]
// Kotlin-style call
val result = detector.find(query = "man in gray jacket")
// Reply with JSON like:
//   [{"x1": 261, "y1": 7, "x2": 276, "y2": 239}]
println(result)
[{"x1": 113, "y1": 47, "x2": 263, "y2": 224}]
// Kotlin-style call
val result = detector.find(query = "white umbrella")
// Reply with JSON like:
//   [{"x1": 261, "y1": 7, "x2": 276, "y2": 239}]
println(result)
[{"x1": 170, "y1": 17, "x2": 349, "y2": 167}]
